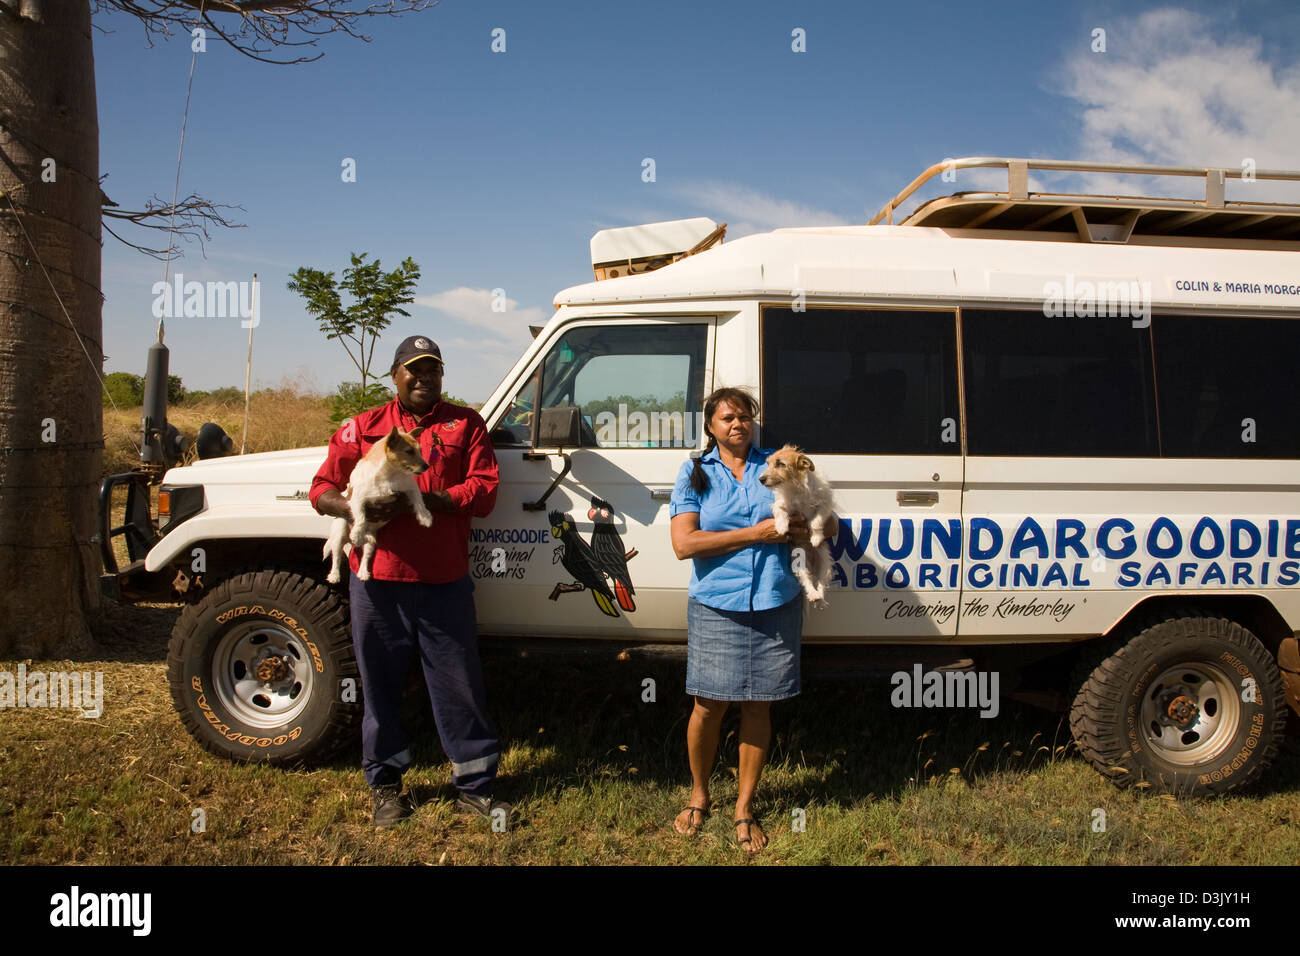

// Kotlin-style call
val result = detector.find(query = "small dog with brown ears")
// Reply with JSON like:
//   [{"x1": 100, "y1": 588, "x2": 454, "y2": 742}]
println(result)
[
  {"x1": 759, "y1": 444, "x2": 837, "y2": 608},
  {"x1": 324, "y1": 425, "x2": 433, "y2": 583}
]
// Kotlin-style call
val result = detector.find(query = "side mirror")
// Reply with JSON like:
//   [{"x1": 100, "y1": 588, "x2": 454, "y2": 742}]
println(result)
[
  {"x1": 196, "y1": 422, "x2": 233, "y2": 460},
  {"x1": 523, "y1": 406, "x2": 583, "y2": 511},
  {"x1": 535, "y1": 405, "x2": 582, "y2": 449}
]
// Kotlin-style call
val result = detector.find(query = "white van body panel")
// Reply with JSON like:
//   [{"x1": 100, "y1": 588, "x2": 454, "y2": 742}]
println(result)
[
  {"x1": 554, "y1": 227, "x2": 1300, "y2": 314},
  {"x1": 961, "y1": 456, "x2": 1300, "y2": 640},
  {"x1": 146, "y1": 506, "x2": 332, "y2": 571},
  {"x1": 147, "y1": 222, "x2": 1300, "y2": 646},
  {"x1": 147, "y1": 447, "x2": 330, "y2": 570},
  {"x1": 473, "y1": 227, "x2": 1300, "y2": 644}
]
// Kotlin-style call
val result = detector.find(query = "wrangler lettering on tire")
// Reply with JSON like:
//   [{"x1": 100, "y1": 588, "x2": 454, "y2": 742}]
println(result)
[
  {"x1": 167, "y1": 570, "x2": 360, "y2": 764},
  {"x1": 1069, "y1": 613, "x2": 1286, "y2": 795}
]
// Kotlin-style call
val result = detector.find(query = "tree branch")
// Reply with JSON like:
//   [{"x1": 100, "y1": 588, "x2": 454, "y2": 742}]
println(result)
[
  {"x1": 342, "y1": 329, "x2": 365, "y2": 380},
  {"x1": 102, "y1": 192, "x2": 244, "y2": 259},
  {"x1": 94, "y1": 0, "x2": 435, "y2": 65}
]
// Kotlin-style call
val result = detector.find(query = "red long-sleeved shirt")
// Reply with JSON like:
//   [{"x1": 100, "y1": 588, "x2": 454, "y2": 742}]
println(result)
[{"x1": 310, "y1": 399, "x2": 499, "y2": 584}]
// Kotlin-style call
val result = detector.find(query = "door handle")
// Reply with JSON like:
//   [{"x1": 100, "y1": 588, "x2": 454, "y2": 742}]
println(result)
[
  {"x1": 896, "y1": 490, "x2": 939, "y2": 506},
  {"x1": 649, "y1": 489, "x2": 672, "y2": 501}
]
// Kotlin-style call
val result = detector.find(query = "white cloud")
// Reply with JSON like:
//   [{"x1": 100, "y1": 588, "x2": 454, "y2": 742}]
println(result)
[
  {"x1": 413, "y1": 287, "x2": 549, "y2": 401},
  {"x1": 669, "y1": 181, "x2": 854, "y2": 237},
  {"x1": 950, "y1": 167, "x2": 1048, "y2": 194},
  {"x1": 1057, "y1": 8, "x2": 1300, "y2": 201},
  {"x1": 415, "y1": 286, "x2": 546, "y2": 335}
]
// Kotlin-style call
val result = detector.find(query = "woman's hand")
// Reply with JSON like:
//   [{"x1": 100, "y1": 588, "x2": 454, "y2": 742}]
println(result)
[
  {"x1": 672, "y1": 513, "x2": 787, "y2": 559},
  {"x1": 752, "y1": 517, "x2": 793, "y2": 544},
  {"x1": 671, "y1": 514, "x2": 832, "y2": 559},
  {"x1": 779, "y1": 514, "x2": 838, "y2": 542}
]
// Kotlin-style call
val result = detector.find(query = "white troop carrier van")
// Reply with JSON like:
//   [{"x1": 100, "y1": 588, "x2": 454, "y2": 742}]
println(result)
[{"x1": 103, "y1": 157, "x2": 1300, "y2": 796}]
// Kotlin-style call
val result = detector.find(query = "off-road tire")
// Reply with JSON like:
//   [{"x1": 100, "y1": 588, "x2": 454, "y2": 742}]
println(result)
[
  {"x1": 1069, "y1": 613, "x2": 1286, "y2": 795},
  {"x1": 167, "y1": 569, "x2": 360, "y2": 765}
]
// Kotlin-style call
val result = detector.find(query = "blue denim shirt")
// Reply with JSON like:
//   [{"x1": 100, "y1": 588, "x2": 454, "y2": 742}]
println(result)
[{"x1": 669, "y1": 445, "x2": 801, "y2": 612}]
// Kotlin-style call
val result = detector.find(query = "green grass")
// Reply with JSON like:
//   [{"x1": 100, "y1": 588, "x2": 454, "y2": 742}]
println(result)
[{"x1": 3, "y1": 599, "x2": 1300, "y2": 864}]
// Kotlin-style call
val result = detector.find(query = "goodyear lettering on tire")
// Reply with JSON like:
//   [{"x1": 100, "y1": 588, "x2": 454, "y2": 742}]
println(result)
[{"x1": 189, "y1": 675, "x2": 302, "y2": 747}]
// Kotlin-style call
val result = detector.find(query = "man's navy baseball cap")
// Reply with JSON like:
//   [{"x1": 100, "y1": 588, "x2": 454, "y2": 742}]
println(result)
[{"x1": 391, "y1": 335, "x2": 444, "y2": 373}]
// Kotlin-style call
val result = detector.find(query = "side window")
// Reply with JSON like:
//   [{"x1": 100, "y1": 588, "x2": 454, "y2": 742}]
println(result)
[
  {"x1": 762, "y1": 307, "x2": 959, "y2": 454},
  {"x1": 491, "y1": 370, "x2": 539, "y2": 446},
  {"x1": 1155, "y1": 314, "x2": 1300, "y2": 458},
  {"x1": 962, "y1": 309, "x2": 1158, "y2": 457},
  {"x1": 537, "y1": 324, "x2": 708, "y2": 448}
]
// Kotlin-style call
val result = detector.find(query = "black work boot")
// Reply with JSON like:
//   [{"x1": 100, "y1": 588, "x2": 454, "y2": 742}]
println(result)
[
  {"x1": 372, "y1": 785, "x2": 412, "y2": 828},
  {"x1": 455, "y1": 792, "x2": 514, "y2": 823}
]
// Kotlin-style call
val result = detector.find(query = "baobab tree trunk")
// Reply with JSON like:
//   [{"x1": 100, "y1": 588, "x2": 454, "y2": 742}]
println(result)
[{"x1": 0, "y1": 0, "x2": 102, "y2": 656}]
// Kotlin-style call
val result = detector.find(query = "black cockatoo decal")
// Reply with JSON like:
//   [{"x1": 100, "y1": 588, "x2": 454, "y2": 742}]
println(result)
[
  {"x1": 588, "y1": 496, "x2": 636, "y2": 613},
  {"x1": 547, "y1": 501, "x2": 639, "y2": 617}
]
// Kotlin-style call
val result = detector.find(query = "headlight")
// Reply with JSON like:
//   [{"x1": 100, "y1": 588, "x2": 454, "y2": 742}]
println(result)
[{"x1": 159, "y1": 484, "x2": 204, "y2": 533}]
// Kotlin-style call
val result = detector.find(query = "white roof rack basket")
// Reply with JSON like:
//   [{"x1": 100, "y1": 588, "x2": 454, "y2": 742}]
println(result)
[
  {"x1": 590, "y1": 217, "x2": 726, "y2": 280},
  {"x1": 870, "y1": 157, "x2": 1300, "y2": 243}
]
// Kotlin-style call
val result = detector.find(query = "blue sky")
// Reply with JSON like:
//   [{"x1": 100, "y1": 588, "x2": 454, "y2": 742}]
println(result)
[{"x1": 94, "y1": 0, "x2": 1300, "y2": 401}]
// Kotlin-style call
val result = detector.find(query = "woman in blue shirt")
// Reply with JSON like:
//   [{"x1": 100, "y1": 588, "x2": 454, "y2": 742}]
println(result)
[{"x1": 668, "y1": 386, "x2": 830, "y2": 852}]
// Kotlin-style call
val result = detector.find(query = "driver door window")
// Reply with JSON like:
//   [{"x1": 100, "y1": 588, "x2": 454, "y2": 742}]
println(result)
[{"x1": 536, "y1": 323, "x2": 708, "y2": 448}]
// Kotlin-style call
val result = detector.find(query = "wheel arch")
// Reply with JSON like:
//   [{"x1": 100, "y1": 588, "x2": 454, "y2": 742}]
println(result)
[
  {"x1": 1102, "y1": 593, "x2": 1292, "y2": 656},
  {"x1": 164, "y1": 537, "x2": 335, "y2": 601}
]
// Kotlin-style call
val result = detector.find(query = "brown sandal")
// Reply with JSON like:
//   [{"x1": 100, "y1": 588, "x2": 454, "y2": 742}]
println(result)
[
  {"x1": 675, "y1": 806, "x2": 709, "y2": 835},
  {"x1": 735, "y1": 818, "x2": 763, "y2": 851}
]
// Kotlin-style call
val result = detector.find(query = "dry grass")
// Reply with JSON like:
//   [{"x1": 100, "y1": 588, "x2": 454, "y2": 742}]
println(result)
[
  {"x1": 103, "y1": 384, "x2": 335, "y2": 477},
  {"x1": 76, "y1": 384, "x2": 1300, "y2": 865},
  {"x1": 4, "y1": 608, "x2": 1300, "y2": 865}
]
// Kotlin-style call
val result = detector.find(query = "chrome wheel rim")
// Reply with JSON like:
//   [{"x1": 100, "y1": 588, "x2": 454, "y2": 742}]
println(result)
[
  {"x1": 212, "y1": 623, "x2": 315, "y2": 728},
  {"x1": 1139, "y1": 661, "x2": 1240, "y2": 767}
]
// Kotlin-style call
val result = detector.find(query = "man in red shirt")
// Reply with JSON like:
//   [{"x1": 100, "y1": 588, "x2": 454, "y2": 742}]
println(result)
[{"x1": 311, "y1": 335, "x2": 505, "y2": 827}]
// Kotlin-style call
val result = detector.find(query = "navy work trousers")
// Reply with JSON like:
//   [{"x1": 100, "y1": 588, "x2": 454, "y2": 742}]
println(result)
[{"x1": 348, "y1": 573, "x2": 499, "y2": 796}]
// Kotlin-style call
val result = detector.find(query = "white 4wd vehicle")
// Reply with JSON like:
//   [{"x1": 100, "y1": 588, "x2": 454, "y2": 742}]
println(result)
[{"x1": 103, "y1": 157, "x2": 1300, "y2": 796}]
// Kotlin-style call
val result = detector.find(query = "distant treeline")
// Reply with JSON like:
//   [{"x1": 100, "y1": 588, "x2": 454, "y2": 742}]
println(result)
[
  {"x1": 101, "y1": 371, "x2": 233, "y2": 407},
  {"x1": 101, "y1": 371, "x2": 471, "y2": 412}
]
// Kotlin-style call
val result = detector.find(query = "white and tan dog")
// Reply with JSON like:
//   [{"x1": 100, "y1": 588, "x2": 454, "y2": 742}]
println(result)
[
  {"x1": 759, "y1": 444, "x2": 836, "y2": 608},
  {"x1": 324, "y1": 425, "x2": 433, "y2": 583}
]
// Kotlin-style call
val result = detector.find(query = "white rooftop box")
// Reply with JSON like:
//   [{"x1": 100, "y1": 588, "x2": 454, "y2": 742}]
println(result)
[{"x1": 589, "y1": 217, "x2": 725, "y2": 280}]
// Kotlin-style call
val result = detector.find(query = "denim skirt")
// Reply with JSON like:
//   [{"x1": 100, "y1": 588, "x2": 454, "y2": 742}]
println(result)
[{"x1": 685, "y1": 595, "x2": 803, "y2": 701}]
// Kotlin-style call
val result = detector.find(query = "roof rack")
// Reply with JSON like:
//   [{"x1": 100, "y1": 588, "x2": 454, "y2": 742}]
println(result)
[{"x1": 870, "y1": 157, "x2": 1300, "y2": 242}]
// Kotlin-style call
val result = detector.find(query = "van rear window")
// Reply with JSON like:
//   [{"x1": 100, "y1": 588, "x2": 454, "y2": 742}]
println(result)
[
  {"x1": 1155, "y1": 314, "x2": 1300, "y2": 459},
  {"x1": 761, "y1": 307, "x2": 960, "y2": 455},
  {"x1": 962, "y1": 309, "x2": 1159, "y2": 458}
]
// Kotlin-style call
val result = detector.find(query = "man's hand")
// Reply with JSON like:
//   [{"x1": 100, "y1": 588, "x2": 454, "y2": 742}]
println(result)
[
  {"x1": 316, "y1": 487, "x2": 462, "y2": 523},
  {"x1": 365, "y1": 490, "x2": 460, "y2": 521},
  {"x1": 423, "y1": 489, "x2": 461, "y2": 515},
  {"x1": 363, "y1": 495, "x2": 409, "y2": 522},
  {"x1": 314, "y1": 488, "x2": 353, "y2": 522}
]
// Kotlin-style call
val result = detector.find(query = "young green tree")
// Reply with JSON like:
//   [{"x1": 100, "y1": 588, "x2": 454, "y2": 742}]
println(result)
[{"x1": 287, "y1": 253, "x2": 420, "y2": 419}]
